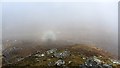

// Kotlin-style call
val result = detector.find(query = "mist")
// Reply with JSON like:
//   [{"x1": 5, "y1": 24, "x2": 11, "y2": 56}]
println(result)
[{"x1": 2, "y1": 2, "x2": 118, "y2": 55}]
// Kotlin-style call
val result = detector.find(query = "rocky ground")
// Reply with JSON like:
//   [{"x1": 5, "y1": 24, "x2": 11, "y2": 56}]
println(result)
[{"x1": 2, "y1": 44, "x2": 120, "y2": 68}]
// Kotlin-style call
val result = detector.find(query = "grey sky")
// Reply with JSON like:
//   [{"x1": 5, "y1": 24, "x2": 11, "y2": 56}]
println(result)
[{"x1": 2, "y1": 2, "x2": 118, "y2": 55}]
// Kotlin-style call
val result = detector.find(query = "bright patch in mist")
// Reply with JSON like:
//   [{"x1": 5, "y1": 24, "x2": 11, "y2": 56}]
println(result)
[{"x1": 42, "y1": 31, "x2": 56, "y2": 42}]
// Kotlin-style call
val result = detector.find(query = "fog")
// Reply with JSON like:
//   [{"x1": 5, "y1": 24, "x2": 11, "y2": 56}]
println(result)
[{"x1": 2, "y1": 2, "x2": 118, "y2": 55}]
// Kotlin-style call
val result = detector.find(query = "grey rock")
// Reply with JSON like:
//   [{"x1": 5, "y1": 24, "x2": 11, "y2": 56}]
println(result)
[
  {"x1": 46, "y1": 48, "x2": 57, "y2": 55},
  {"x1": 54, "y1": 51, "x2": 70, "y2": 58},
  {"x1": 55, "y1": 59, "x2": 65, "y2": 66}
]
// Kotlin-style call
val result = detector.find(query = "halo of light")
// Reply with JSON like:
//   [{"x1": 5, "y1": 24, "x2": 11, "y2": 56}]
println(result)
[{"x1": 42, "y1": 31, "x2": 56, "y2": 42}]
